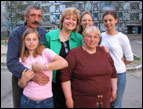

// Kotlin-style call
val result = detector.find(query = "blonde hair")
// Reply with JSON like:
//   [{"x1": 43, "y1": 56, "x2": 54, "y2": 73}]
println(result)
[
  {"x1": 82, "y1": 26, "x2": 101, "y2": 38},
  {"x1": 21, "y1": 28, "x2": 45, "y2": 62},
  {"x1": 59, "y1": 7, "x2": 80, "y2": 32}
]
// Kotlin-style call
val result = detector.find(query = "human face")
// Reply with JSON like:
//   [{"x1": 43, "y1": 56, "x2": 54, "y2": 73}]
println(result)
[
  {"x1": 103, "y1": 14, "x2": 118, "y2": 31},
  {"x1": 81, "y1": 14, "x2": 94, "y2": 29},
  {"x1": 25, "y1": 33, "x2": 39, "y2": 51},
  {"x1": 84, "y1": 31, "x2": 100, "y2": 49},
  {"x1": 62, "y1": 15, "x2": 77, "y2": 31},
  {"x1": 25, "y1": 8, "x2": 42, "y2": 29}
]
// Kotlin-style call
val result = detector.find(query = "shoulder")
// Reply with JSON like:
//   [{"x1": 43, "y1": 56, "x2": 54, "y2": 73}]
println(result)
[
  {"x1": 69, "y1": 47, "x2": 81, "y2": 55},
  {"x1": 97, "y1": 46, "x2": 106, "y2": 54},
  {"x1": 97, "y1": 46, "x2": 111, "y2": 59},
  {"x1": 11, "y1": 25, "x2": 25, "y2": 35},
  {"x1": 117, "y1": 32, "x2": 129, "y2": 41},
  {"x1": 46, "y1": 29, "x2": 60, "y2": 39},
  {"x1": 101, "y1": 32, "x2": 106, "y2": 37},
  {"x1": 9, "y1": 25, "x2": 26, "y2": 39},
  {"x1": 43, "y1": 48, "x2": 56, "y2": 54},
  {"x1": 38, "y1": 26, "x2": 47, "y2": 33},
  {"x1": 46, "y1": 29, "x2": 59, "y2": 35},
  {"x1": 71, "y1": 31, "x2": 83, "y2": 41}
]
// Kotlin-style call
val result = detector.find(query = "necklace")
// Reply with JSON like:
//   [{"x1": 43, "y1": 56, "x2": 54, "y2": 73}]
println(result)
[{"x1": 61, "y1": 30, "x2": 71, "y2": 42}]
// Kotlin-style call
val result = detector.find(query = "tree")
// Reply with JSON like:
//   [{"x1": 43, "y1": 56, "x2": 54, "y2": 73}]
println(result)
[{"x1": 5, "y1": 1, "x2": 32, "y2": 33}]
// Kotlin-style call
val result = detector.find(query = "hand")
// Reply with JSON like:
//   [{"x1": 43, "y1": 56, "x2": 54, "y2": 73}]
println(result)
[
  {"x1": 21, "y1": 69, "x2": 34, "y2": 83},
  {"x1": 110, "y1": 90, "x2": 117, "y2": 102},
  {"x1": 99, "y1": 45, "x2": 109, "y2": 53},
  {"x1": 66, "y1": 98, "x2": 74, "y2": 108},
  {"x1": 32, "y1": 62, "x2": 44, "y2": 72},
  {"x1": 32, "y1": 72, "x2": 49, "y2": 86}
]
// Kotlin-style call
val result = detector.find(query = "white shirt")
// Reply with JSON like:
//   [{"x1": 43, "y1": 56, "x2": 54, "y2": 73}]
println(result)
[{"x1": 101, "y1": 32, "x2": 134, "y2": 73}]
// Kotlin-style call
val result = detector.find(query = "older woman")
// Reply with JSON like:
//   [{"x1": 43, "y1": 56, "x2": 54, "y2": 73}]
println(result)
[
  {"x1": 61, "y1": 26, "x2": 117, "y2": 108},
  {"x1": 45, "y1": 7, "x2": 83, "y2": 108}
]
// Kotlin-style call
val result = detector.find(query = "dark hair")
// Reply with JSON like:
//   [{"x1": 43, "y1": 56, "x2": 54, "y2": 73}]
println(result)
[{"x1": 102, "y1": 10, "x2": 118, "y2": 19}]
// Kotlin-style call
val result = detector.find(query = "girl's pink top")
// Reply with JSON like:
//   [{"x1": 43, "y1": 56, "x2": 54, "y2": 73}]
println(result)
[{"x1": 19, "y1": 48, "x2": 56, "y2": 99}]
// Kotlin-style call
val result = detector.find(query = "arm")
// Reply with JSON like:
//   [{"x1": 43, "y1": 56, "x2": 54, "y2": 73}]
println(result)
[
  {"x1": 18, "y1": 69, "x2": 34, "y2": 88},
  {"x1": 47, "y1": 55, "x2": 68, "y2": 70},
  {"x1": 121, "y1": 57, "x2": 133, "y2": 65},
  {"x1": 32, "y1": 55, "x2": 68, "y2": 72},
  {"x1": 106, "y1": 52, "x2": 118, "y2": 102},
  {"x1": 7, "y1": 29, "x2": 27, "y2": 78},
  {"x1": 121, "y1": 34, "x2": 134, "y2": 64},
  {"x1": 98, "y1": 45, "x2": 109, "y2": 53},
  {"x1": 111, "y1": 78, "x2": 117, "y2": 102},
  {"x1": 62, "y1": 81, "x2": 74, "y2": 108}
]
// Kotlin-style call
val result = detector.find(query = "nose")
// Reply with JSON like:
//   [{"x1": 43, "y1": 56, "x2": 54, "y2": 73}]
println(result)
[
  {"x1": 106, "y1": 20, "x2": 110, "y2": 24},
  {"x1": 30, "y1": 39, "x2": 33, "y2": 44},
  {"x1": 35, "y1": 15, "x2": 40, "y2": 22}
]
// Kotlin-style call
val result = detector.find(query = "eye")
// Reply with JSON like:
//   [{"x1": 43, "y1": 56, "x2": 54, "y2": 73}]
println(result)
[
  {"x1": 37, "y1": 15, "x2": 42, "y2": 19},
  {"x1": 72, "y1": 18, "x2": 77, "y2": 21},
  {"x1": 33, "y1": 38, "x2": 38, "y2": 41},
  {"x1": 25, "y1": 38, "x2": 30, "y2": 41},
  {"x1": 104, "y1": 20, "x2": 107, "y2": 22}
]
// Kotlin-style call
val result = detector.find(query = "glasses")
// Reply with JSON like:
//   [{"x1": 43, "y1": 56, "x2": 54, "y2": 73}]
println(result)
[
  {"x1": 63, "y1": 42, "x2": 69, "y2": 54},
  {"x1": 82, "y1": 19, "x2": 93, "y2": 22}
]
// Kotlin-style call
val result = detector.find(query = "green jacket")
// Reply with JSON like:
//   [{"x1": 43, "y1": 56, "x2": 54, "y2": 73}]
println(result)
[{"x1": 46, "y1": 28, "x2": 83, "y2": 83}]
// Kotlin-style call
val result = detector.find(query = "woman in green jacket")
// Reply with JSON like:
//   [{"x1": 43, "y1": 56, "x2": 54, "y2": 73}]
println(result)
[{"x1": 46, "y1": 7, "x2": 83, "y2": 108}]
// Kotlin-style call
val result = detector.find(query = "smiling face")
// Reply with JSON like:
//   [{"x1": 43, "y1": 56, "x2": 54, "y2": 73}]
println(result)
[
  {"x1": 103, "y1": 14, "x2": 118, "y2": 31},
  {"x1": 24, "y1": 32, "x2": 39, "y2": 51},
  {"x1": 81, "y1": 14, "x2": 94, "y2": 29},
  {"x1": 84, "y1": 31, "x2": 100, "y2": 49},
  {"x1": 62, "y1": 14, "x2": 77, "y2": 31}
]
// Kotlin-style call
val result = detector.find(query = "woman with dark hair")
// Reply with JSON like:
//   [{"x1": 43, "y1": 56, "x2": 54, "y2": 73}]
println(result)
[{"x1": 101, "y1": 10, "x2": 134, "y2": 108}]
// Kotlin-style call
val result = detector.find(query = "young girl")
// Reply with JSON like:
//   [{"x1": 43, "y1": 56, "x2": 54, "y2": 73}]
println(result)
[
  {"x1": 78, "y1": 11, "x2": 94, "y2": 34},
  {"x1": 100, "y1": 10, "x2": 134, "y2": 108},
  {"x1": 18, "y1": 28, "x2": 68, "y2": 108}
]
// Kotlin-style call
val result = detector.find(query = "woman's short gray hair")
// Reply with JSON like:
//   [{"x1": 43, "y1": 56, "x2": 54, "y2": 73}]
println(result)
[{"x1": 82, "y1": 26, "x2": 101, "y2": 37}]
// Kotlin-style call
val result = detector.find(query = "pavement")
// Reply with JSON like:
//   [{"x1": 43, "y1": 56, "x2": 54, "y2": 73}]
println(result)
[{"x1": 1, "y1": 34, "x2": 142, "y2": 108}]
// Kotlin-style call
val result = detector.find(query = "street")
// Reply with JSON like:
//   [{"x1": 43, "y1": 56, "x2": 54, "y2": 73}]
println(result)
[{"x1": 1, "y1": 68, "x2": 142, "y2": 108}]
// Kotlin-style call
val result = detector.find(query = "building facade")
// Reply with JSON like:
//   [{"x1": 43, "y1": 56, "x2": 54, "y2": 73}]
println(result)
[
  {"x1": 1, "y1": 1, "x2": 142, "y2": 36},
  {"x1": 37, "y1": 1, "x2": 142, "y2": 34}
]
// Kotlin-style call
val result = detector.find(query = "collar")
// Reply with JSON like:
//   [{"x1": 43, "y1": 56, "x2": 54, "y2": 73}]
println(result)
[{"x1": 51, "y1": 28, "x2": 77, "y2": 41}]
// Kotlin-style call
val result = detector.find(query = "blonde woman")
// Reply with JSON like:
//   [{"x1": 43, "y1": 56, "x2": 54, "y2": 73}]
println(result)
[
  {"x1": 18, "y1": 28, "x2": 68, "y2": 108},
  {"x1": 61, "y1": 26, "x2": 117, "y2": 108},
  {"x1": 32, "y1": 7, "x2": 83, "y2": 108}
]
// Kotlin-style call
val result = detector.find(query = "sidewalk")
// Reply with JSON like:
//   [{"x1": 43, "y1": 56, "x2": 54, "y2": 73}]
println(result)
[
  {"x1": 1, "y1": 34, "x2": 142, "y2": 108},
  {"x1": 1, "y1": 68, "x2": 142, "y2": 108}
]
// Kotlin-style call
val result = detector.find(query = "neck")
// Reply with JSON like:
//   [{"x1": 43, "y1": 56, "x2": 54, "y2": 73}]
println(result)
[
  {"x1": 83, "y1": 45, "x2": 96, "y2": 54},
  {"x1": 62, "y1": 28, "x2": 72, "y2": 37},
  {"x1": 60, "y1": 28, "x2": 72, "y2": 42},
  {"x1": 28, "y1": 50, "x2": 34, "y2": 58},
  {"x1": 107, "y1": 29, "x2": 118, "y2": 36},
  {"x1": 25, "y1": 23, "x2": 38, "y2": 30}
]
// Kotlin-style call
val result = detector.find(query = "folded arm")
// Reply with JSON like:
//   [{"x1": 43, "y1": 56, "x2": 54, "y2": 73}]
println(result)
[{"x1": 32, "y1": 55, "x2": 68, "y2": 72}]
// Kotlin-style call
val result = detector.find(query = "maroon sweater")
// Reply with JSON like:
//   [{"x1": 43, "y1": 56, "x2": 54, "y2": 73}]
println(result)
[{"x1": 61, "y1": 46, "x2": 117, "y2": 108}]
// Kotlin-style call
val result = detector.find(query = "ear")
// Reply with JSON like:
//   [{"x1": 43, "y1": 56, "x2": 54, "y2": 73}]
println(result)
[
  {"x1": 115, "y1": 18, "x2": 118, "y2": 24},
  {"x1": 24, "y1": 15, "x2": 28, "y2": 21}
]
